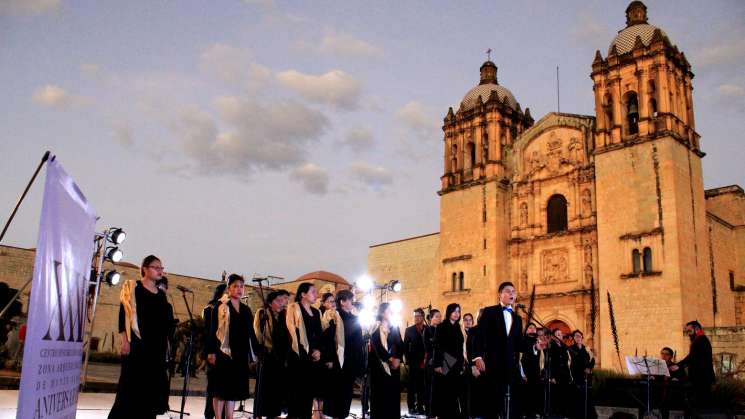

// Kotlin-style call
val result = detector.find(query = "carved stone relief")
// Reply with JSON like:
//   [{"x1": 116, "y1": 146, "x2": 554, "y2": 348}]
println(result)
[{"x1": 542, "y1": 248, "x2": 569, "y2": 284}]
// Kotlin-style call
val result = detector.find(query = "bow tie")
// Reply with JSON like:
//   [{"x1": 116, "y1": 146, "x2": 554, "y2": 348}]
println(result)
[{"x1": 503, "y1": 306, "x2": 513, "y2": 313}]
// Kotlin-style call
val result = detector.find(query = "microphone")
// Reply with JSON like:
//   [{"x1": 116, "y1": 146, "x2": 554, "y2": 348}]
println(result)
[
  {"x1": 515, "y1": 303, "x2": 526, "y2": 309},
  {"x1": 175, "y1": 284, "x2": 193, "y2": 293}
]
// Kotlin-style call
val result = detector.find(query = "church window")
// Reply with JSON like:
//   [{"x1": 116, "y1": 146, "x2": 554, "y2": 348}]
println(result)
[
  {"x1": 466, "y1": 142, "x2": 476, "y2": 169},
  {"x1": 643, "y1": 247, "x2": 653, "y2": 272},
  {"x1": 459, "y1": 272, "x2": 465, "y2": 290},
  {"x1": 632, "y1": 249, "x2": 641, "y2": 274},
  {"x1": 546, "y1": 194, "x2": 568, "y2": 233},
  {"x1": 603, "y1": 93, "x2": 614, "y2": 128},
  {"x1": 730, "y1": 271, "x2": 736, "y2": 290},
  {"x1": 451, "y1": 273, "x2": 457, "y2": 291},
  {"x1": 625, "y1": 92, "x2": 639, "y2": 135},
  {"x1": 649, "y1": 98, "x2": 658, "y2": 118},
  {"x1": 510, "y1": 125, "x2": 518, "y2": 141}
]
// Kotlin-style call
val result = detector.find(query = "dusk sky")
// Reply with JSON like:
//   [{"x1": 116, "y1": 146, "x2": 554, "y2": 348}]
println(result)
[{"x1": 1, "y1": 0, "x2": 744, "y2": 284}]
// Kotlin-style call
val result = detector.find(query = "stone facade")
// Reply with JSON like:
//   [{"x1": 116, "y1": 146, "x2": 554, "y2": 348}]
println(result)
[{"x1": 367, "y1": 1, "x2": 745, "y2": 370}]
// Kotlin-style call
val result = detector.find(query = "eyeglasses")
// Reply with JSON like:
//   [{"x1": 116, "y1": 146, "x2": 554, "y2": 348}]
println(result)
[{"x1": 147, "y1": 266, "x2": 165, "y2": 271}]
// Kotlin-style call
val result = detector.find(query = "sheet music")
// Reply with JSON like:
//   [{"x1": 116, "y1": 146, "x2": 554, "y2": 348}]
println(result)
[{"x1": 625, "y1": 355, "x2": 670, "y2": 376}]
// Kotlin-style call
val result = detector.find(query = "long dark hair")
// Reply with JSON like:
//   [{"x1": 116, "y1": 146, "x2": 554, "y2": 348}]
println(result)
[
  {"x1": 445, "y1": 303, "x2": 461, "y2": 325},
  {"x1": 295, "y1": 282, "x2": 314, "y2": 303},
  {"x1": 140, "y1": 255, "x2": 161, "y2": 277},
  {"x1": 210, "y1": 283, "x2": 227, "y2": 304},
  {"x1": 320, "y1": 292, "x2": 334, "y2": 313},
  {"x1": 377, "y1": 302, "x2": 390, "y2": 322}
]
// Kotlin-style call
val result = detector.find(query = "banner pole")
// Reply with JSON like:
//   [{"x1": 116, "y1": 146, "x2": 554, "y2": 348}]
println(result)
[{"x1": 0, "y1": 151, "x2": 51, "y2": 245}]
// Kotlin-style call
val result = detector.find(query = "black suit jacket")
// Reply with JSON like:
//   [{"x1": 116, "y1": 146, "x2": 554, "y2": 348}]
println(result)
[
  {"x1": 472, "y1": 304, "x2": 524, "y2": 384},
  {"x1": 403, "y1": 324, "x2": 426, "y2": 366},
  {"x1": 678, "y1": 334, "x2": 715, "y2": 386}
]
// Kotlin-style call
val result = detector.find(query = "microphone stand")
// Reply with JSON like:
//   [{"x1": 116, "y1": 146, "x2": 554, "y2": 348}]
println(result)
[{"x1": 171, "y1": 288, "x2": 196, "y2": 418}]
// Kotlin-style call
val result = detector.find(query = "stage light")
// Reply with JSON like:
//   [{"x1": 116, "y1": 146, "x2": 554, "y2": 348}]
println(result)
[
  {"x1": 106, "y1": 247, "x2": 123, "y2": 263},
  {"x1": 390, "y1": 299, "x2": 403, "y2": 313},
  {"x1": 391, "y1": 313, "x2": 402, "y2": 328},
  {"x1": 356, "y1": 274, "x2": 374, "y2": 293},
  {"x1": 390, "y1": 280, "x2": 402, "y2": 293},
  {"x1": 359, "y1": 308, "x2": 375, "y2": 328},
  {"x1": 109, "y1": 228, "x2": 126, "y2": 245},
  {"x1": 362, "y1": 295, "x2": 376, "y2": 310},
  {"x1": 104, "y1": 270, "x2": 121, "y2": 286}
]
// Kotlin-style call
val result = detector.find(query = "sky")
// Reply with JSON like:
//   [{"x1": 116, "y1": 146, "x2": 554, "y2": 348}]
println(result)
[{"x1": 1, "y1": 0, "x2": 744, "y2": 284}]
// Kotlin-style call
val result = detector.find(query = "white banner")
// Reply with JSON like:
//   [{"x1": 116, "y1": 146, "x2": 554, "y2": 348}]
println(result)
[{"x1": 17, "y1": 159, "x2": 97, "y2": 419}]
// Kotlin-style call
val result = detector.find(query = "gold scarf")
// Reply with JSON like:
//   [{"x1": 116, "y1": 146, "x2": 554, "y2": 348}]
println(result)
[
  {"x1": 321, "y1": 308, "x2": 345, "y2": 367},
  {"x1": 120, "y1": 279, "x2": 140, "y2": 342},
  {"x1": 286, "y1": 302, "x2": 310, "y2": 356},
  {"x1": 215, "y1": 295, "x2": 231, "y2": 357},
  {"x1": 254, "y1": 307, "x2": 274, "y2": 351}
]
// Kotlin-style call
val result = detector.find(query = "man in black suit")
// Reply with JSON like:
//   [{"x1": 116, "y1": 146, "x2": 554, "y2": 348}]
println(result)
[
  {"x1": 472, "y1": 281, "x2": 537, "y2": 419},
  {"x1": 670, "y1": 320, "x2": 715, "y2": 408},
  {"x1": 403, "y1": 308, "x2": 427, "y2": 415}
]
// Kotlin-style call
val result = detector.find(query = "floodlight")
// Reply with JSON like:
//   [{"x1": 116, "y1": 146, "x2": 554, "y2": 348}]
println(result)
[
  {"x1": 106, "y1": 247, "x2": 123, "y2": 263},
  {"x1": 357, "y1": 274, "x2": 374, "y2": 293},
  {"x1": 104, "y1": 270, "x2": 121, "y2": 286},
  {"x1": 359, "y1": 308, "x2": 375, "y2": 328},
  {"x1": 390, "y1": 299, "x2": 403, "y2": 313},
  {"x1": 390, "y1": 280, "x2": 402, "y2": 293},
  {"x1": 362, "y1": 295, "x2": 376, "y2": 310},
  {"x1": 110, "y1": 228, "x2": 126, "y2": 245},
  {"x1": 391, "y1": 313, "x2": 402, "y2": 328}
]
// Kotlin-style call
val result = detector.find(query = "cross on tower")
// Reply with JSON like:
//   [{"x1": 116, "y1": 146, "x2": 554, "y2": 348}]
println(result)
[{"x1": 486, "y1": 48, "x2": 492, "y2": 61}]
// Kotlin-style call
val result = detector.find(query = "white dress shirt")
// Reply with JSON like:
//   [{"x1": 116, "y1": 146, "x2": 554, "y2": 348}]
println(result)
[{"x1": 502, "y1": 304, "x2": 513, "y2": 335}]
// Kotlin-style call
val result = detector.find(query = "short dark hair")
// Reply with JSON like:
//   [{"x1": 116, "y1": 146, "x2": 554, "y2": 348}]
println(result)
[
  {"x1": 227, "y1": 274, "x2": 244, "y2": 286},
  {"x1": 526, "y1": 322, "x2": 537, "y2": 329},
  {"x1": 498, "y1": 281, "x2": 514, "y2": 293},
  {"x1": 413, "y1": 308, "x2": 425, "y2": 316},
  {"x1": 335, "y1": 289, "x2": 354, "y2": 305},
  {"x1": 463, "y1": 313, "x2": 474, "y2": 321},
  {"x1": 572, "y1": 329, "x2": 583, "y2": 337},
  {"x1": 661, "y1": 347, "x2": 674, "y2": 356},
  {"x1": 427, "y1": 309, "x2": 440, "y2": 321},
  {"x1": 140, "y1": 255, "x2": 161, "y2": 277},
  {"x1": 377, "y1": 302, "x2": 390, "y2": 322},
  {"x1": 321, "y1": 292, "x2": 334, "y2": 304},
  {"x1": 295, "y1": 282, "x2": 314, "y2": 303},
  {"x1": 210, "y1": 283, "x2": 227, "y2": 303},
  {"x1": 686, "y1": 320, "x2": 702, "y2": 330},
  {"x1": 267, "y1": 289, "x2": 290, "y2": 303}
]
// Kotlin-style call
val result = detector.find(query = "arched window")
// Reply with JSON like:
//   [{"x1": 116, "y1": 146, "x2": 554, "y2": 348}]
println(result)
[
  {"x1": 625, "y1": 92, "x2": 639, "y2": 135},
  {"x1": 459, "y1": 272, "x2": 465, "y2": 290},
  {"x1": 649, "y1": 98, "x2": 658, "y2": 119},
  {"x1": 451, "y1": 273, "x2": 457, "y2": 291},
  {"x1": 632, "y1": 249, "x2": 641, "y2": 274},
  {"x1": 469, "y1": 143, "x2": 476, "y2": 167},
  {"x1": 643, "y1": 247, "x2": 653, "y2": 273},
  {"x1": 603, "y1": 93, "x2": 614, "y2": 129},
  {"x1": 547, "y1": 194, "x2": 568, "y2": 233}
]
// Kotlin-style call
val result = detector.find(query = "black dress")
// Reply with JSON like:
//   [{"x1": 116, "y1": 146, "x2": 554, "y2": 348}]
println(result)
[
  {"x1": 323, "y1": 308, "x2": 364, "y2": 418},
  {"x1": 549, "y1": 339, "x2": 571, "y2": 416},
  {"x1": 432, "y1": 320, "x2": 466, "y2": 418},
  {"x1": 403, "y1": 324, "x2": 426, "y2": 413},
  {"x1": 202, "y1": 302, "x2": 217, "y2": 419},
  {"x1": 568, "y1": 344, "x2": 597, "y2": 419},
  {"x1": 254, "y1": 309, "x2": 290, "y2": 418},
  {"x1": 287, "y1": 305, "x2": 324, "y2": 419},
  {"x1": 369, "y1": 324, "x2": 403, "y2": 419},
  {"x1": 209, "y1": 300, "x2": 259, "y2": 401},
  {"x1": 109, "y1": 282, "x2": 174, "y2": 419}
]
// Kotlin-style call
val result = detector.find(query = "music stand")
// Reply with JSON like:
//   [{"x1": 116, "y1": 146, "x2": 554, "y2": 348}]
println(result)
[{"x1": 626, "y1": 355, "x2": 669, "y2": 418}]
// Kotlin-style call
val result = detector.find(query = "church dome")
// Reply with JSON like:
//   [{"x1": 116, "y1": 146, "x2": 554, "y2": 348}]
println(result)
[
  {"x1": 460, "y1": 61, "x2": 519, "y2": 111},
  {"x1": 608, "y1": 1, "x2": 671, "y2": 55}
]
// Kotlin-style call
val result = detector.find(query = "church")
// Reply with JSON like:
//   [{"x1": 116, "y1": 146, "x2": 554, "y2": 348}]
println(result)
[{"x1": 368, "y1": 1, "x2": 745, "y2": 370}]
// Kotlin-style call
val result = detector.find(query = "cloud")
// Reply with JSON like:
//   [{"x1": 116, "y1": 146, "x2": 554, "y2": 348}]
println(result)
[
  {"x1": 397, "y1": 101, "x2": 439, "y2": 134},
  {"x1": 164, "y1": 96, "x2": 329, "y2": 178},
  {"x1": 290, "y1": 163, "x2": 329, "y2": 195},
  {"x1": 199, "y1": 43, "x2": 271, "y2": 90},
  {"x1": 694, "y1": 38, "x2": 745, "y2": 68},
  {"x1": 718, "y1": 84, "x2": 745, "y2": 98},
  {"x1": 0, "y1": 0, "x2": 60, "y2": 15},
  {"x1": 112, "y1": 121, "x2": 134, "y2": 148},
  {"x1": 395, "y1": 101, "x2": 440, "y2": 160},
  {"x1": 80, "y1": 63, "x2": 100, "y2": 75},
  {"x1": 350, "y1": 162, "x2": 393, "y2": 189},
  {"x1": 31, "y1": 84, "x2": 89, "y2": 108},
  {"x1": 571, "y1": 11, "x2": 611, "y2": 46},
  {"x1": 320, "y1": 32, "x2": 383, "y2": 58},
  {"x1": 276, "y1": 69, "x2": 361, "y2": 110},
  {"x1": 340, "y1": 127, "x2": 374, "y2": 153}
]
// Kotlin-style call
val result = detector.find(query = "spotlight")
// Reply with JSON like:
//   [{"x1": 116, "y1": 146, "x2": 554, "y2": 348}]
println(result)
[
  {"x1": 362, "y1": 295, "x2": 376, "y2": 310},
  {"x1": 389, "y1": 280, "x2": 402, "y2": 293},
  {"x1": 359, "y1": 308, "x2": 375, "y2": 328},
  {"x1": 391, "y1": 313, "x2": 402, "y2": 328},
  {"x1": 104, "y1": 270, "x2": 121, "y2": 286},
  {"x1": 106, "y1": 247, "x2": 123, "y2": 263},
  {"x1": 356, "y1": 274, "x2": 374, "y2": 293},
  {"x1": 390, "y1": 299, "x2": 403, "y2": 313},
  {"x1": 109, "y1": 228, "x2": 126, "y2": 245}
]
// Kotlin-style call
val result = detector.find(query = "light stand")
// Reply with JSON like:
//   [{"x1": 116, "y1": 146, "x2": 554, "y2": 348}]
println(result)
[{"x1": 169, "y1": 288, "x2": 196, "y2": 418}]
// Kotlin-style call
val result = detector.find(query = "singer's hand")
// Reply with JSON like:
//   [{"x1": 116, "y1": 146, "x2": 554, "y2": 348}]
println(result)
[
  {"x1": 208, "y1": 354, "x2": 216, "y2": 365},
  {"x1": 120, "y1": 338, "x2": 130, "y2": 356},
  {"x1": 390, "y1": 358, "x2": 401, "y2": 370},
  {"x1": 474, "y1": 358, "x2": 486, "y2": 372},
  {"x1": 434, "y1": 367, "x2": 443, "y2": 375},
  {"x1": 311, "y1": 350, "x2": 321, "y2": 362},
  {"x1": 325, "y1": 362, "x2": 333, "y2": 369}
]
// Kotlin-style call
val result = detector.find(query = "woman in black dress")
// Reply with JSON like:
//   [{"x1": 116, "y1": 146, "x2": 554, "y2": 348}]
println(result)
[
  {"x1": 549, "y1": 328, "x2": 571, "y2": 417},
  {"x1": 432, "y1": 303, "x2": 466, "y2": 418},
  {"x1": 323, "y1": 289, "x2": 364, "y2": 419},
  {"x1": 253, "y1": 289, "x2": 291, "y2": 418},
  {"x1": 286, "y1": 282, "x2": 324, "y2": 419},
  {"x1": 109, "y1": 255, "x2": 175, "y2": 419},
  {"x1": 317, "y1": 292, "x2": 336, "y2": 417},
  {"x1": 369, "y1": 302, "x2": 403, "y2": 419},
  {"x1": 207, "y1": 274, "x2": 260, "y2": 419}
]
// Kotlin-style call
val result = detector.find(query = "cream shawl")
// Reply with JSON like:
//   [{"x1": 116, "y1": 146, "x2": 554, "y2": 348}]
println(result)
[
  {"x1": 286, "y1": 302, "x2": 310, "y2": 356},
  {"x1": 254, "y1": 307, "x2": 274, "y2": 352},
  {"x1": 321, "y1": 308, "x2": 345, "y2": 367},
  {"x1": 215, "y1": 294, "x2": 232, "y2": 357},
  {"x1": 120, "y1": 279, "x2": 141, "y2": 342}
]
